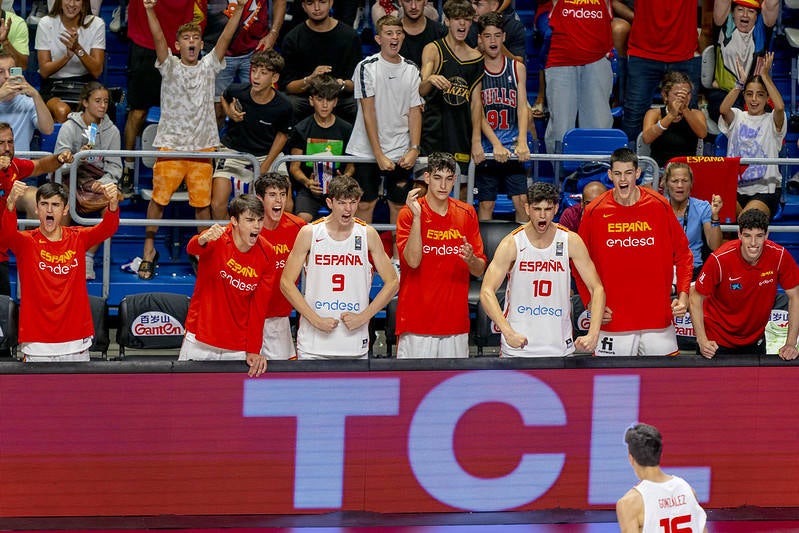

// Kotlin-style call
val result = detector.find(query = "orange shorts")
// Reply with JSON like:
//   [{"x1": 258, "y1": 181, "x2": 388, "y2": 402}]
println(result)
[{"x1": 152, "y1": 147, "x2": 215, "y2": 207}]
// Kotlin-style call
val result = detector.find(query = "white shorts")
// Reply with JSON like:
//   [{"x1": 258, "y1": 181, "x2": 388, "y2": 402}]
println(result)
[
  {"x1": 396, "y1": 333, "x2": 469, "y2": 359},
  {"x1": 296, "y1": 350, "x2": 368, "y2": 360},
  {"x1": 212, "y1": 149, "x2": 266, "y2": 196},
  {"x1": 260, "y1": 316, "x2": 296, "y2": 360},
  {"x1": 594, "y1": 325, "x2": 679, "y2": 356},
  {"x1": 23, "y1": 350, "x2": 90, "y2": 362},
  {"x1": 179, "y1": 332, "x2": 246, "y2": 361}
]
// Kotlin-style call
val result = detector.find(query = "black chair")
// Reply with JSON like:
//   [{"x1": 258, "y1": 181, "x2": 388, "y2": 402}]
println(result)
[
  {"x1": 0, "y1": 295, "x2": 18, "y2": 359},
  {"x1": 88, "y1": 295, "x2": 110, "y2": 359},
  {"x1": 116, "y1": 292, "x2": 190, "y2": 357}
]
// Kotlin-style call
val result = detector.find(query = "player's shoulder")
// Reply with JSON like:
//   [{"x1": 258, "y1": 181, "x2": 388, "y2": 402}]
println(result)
[
  {"x1": 353, "y1": 217, "x2": 369, "y2": 227},
  {"x1": 281, "y1": 211, "x2": 308, "y2": 229},
  {"x1": 448, "y1": 197, "x2": 479, "y2": 218}
]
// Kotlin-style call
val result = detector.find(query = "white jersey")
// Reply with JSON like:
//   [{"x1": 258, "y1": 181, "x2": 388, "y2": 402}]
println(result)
[
  {"x1": 297, "y1": 218, "x2": 372, "y2": 358},
  {"x1": 636, "y1": 476, "x2": 706, "y2": 533},
  {"x1": 500, "y1": 225, "x2": 575, "y2": 357}
]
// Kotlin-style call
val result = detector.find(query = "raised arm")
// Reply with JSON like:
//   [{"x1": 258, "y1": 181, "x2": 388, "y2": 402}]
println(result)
[
  {"x1": 144, "y1": 0, "x2": 170, "y2": 65},
  {"x1": 214, "y1": 0, "x2": 247, "y2": 62}
]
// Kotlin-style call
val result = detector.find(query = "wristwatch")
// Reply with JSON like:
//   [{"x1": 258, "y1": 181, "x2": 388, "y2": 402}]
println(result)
[
  {"x1": 409, "y1": 145, "x2": 421, "y2": 152},
  {"x1": 76, "y1": 48, "x2": 86, "y2": 57}
]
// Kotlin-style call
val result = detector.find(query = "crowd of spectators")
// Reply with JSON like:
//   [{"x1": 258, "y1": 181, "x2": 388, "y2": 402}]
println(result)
[{"x1": 1, "y1": 0, "x2": 799, "y2": 364}]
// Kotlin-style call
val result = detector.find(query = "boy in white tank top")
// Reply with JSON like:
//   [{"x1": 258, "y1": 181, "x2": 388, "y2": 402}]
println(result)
[
  {"x1": 617, "y1": 423, "x2": 707, "y2": 533},
  {"x1": 480, "y1": 182, "x2": 605, "y2": 356},
  {"x1": 280, "y1": 175, "x2": 399, "y2": 359}
]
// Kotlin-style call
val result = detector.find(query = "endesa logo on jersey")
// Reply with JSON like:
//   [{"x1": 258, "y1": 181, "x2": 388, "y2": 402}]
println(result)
[
  {"x1": 314, "y1": 299, "x2": 361, "y2": 312},
  {"x1": 423, "y1": 228, "x2": 464, "y2": 256},
  {"x1": 605, "y1": 220, "x2": 655, "y2": 248},
  {"x1": 131, "y1": 312, "x2": 185, "y2": 336}
]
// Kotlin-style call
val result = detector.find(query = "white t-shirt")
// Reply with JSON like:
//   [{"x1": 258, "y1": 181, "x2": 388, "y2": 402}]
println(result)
[
  {"x1": 635, "y1": 476, "x2": 707, "y2": 533},
  {"x1": 346, "y1": 53, "x2": 424, "y2": 159},
  {"x1": 153, "y1": 52, "x2": 224, "y2": 151},
  {"x1": 719, "y1": 107, "x2": 786, "y2": 195},
  {"x1": 35, "y1": 14, "x2": 106, "y2": 79}
]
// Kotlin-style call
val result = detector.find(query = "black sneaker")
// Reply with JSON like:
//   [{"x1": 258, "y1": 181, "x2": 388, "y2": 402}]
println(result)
[{"x1": 120, "y1": 167, "x2": 134, "y2": 198}]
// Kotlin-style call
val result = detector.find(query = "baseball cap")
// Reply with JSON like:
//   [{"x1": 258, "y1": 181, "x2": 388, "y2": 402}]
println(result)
[{"x1": 732, "y1": 0, "x2": 761, "y2": 9}]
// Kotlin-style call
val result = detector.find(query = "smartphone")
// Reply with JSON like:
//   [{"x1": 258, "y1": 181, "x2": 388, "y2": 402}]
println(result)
[{"x1": 9, "y1": 66, "x2": 22, "y2": 85}]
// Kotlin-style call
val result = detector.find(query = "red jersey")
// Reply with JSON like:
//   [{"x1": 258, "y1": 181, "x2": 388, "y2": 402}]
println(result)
[
  {"x1": 627, "y1": 0, "x2": 697, "y2": 63},
  {"x1": 227, "y1": 0, "x2": 270, "y2": 56},
  {"x1": 577, "y1": 188, "x2": 692, "y2": 332},
  {"x1": 695, "y1": 239, "x2": 799, "y2": 347},
  {"x1": 260, "y1": 212, "x2": 306, "y2": 318},
  {"x1": 546, "y1": 0, "x2": 612, "y2": 68},
  {"x1": 185, "y1": 226, "x2": 275, "y2": 354},
  {"x1": 395, "y1": 196, "x2": 486, "y2": 336},
  {"x1": 0, "y1": 206, "x2": 119, "y2": 344},
  {"x1": 127, "y1": 0, "x2": 203, "y2": 53},
  {"x1": 0, "y1": 158, "x2": 35, "y2": 262}
]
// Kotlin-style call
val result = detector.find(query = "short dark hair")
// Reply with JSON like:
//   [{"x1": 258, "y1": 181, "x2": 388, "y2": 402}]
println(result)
[
  {"x1": 738, "y1": 208, "x2": 769, "y2": 232},
  {"x1": 427, "y1": 151, "x2": 457, "y2": 176},
  {"x1": 229, "y1": 193, "x2": 265, "y2": 219},
  {"x1": 610, "y1": 147, "x2": 638, "y2": 169},
  {"x1": 526, "y1": 182, "x2": 559, "y2": 205},
  {"x1": 443, "y1": 0, "x2": 474, "y2": 19},
  {"x1": 308, "y1": 74, "x2": 342, "y2": 100},
  {"x1": 251, "y1": 49, "x2": 285, "y2": 73},
  {"x1": 0, "y1": 121, "x2": 12, "y2": 136},
  {"x1": 477, "y1": 12, "x2": 504, "y2": 33},
  {"x1": 0, "y1": 51, "x2": 15, "y2": 64},
  {"x1": 625, "y1": 423, "x2": 663, "y2": 467},
  {"x1": 36, "y1": 182, "x2": 68, "y2": 204},
  {"x1": 254, "y1": 172, "x2": 290, "y2": 197},
  {"x1": 327, "y1": 175, "x2": 363, "y2": 201}
]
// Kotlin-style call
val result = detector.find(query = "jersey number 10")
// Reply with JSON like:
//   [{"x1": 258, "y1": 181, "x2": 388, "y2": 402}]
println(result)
[{"x1": 531, "y1": 279, "x2": 552, "y2": 297}]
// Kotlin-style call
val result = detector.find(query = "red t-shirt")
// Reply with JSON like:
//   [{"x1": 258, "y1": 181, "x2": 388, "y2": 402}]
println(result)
[
  {"x1": 227, "y1": 0, "x2": 270, "y2": 56},
  {"x1": 546, "y1": 0, "x2": 612, "y2": 68},
  {"x1": 127, "y1": 0, "x2": 204, "y2": 53},
  {"x1": 577, "y1": 188, "x2": 693, "y2": 332},
  {"x1": 0, "y1": 158, "x2": 35, "y2": 262},
  {"x1": 0, "y1": 206, "x2": 119, "y2": 344},
  {"x1": 395, "y1": 197, "x2": 486, "y2": 336},
  {"x1": 260, "y1": 211, "x2": 306, "y2": 318},
  {"x1": 627, "y1": 0, "x2": 698, "y2": 63},
  {"x1": 185, "y1": 227, "x2": 275, "y2": 353},
  {"x1": 695, "y1": 239, "x2": 799, "y2": 347}
]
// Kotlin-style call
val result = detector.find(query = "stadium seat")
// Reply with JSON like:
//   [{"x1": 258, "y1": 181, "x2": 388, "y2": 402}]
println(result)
[
  {"x1": 116, "y1": 292, "x2": 191, "y2": 357},
  {"x1": 88, "y1": 295, "x2": 110, "y2": 359},
  {"x1": 0, "y1": 295, "x2": 19, "y2": 358},
  {"x1": 557, "y1": 128, "x2": 628, "y2": 190}
]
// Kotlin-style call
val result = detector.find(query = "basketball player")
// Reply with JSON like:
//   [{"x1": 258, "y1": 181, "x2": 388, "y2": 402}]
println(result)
[
  {"x1": 480, "y1": 182, "x2": 605, "y2": 356},
  {"x1": 280, "y1": 175, "x2": 398, "y2": 359},
  {"x1": 577, "y1": 148, "x2": 693, "y2": 356},
  {"x1": 254, "y1": 173, "x2": 307, "y2": 360},
  {"x1": 617, "y1": 423, "x2": 708, "y2": 533}
]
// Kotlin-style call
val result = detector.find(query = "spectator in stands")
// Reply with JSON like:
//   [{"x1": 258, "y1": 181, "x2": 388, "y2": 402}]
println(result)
[
  {"x1": 395, "y1": 152, "x2": 486, "y2": 358},
  {"x1": 280, "y1": 175, "x2": 398, "y2": 360},
  {"x1": 278, "y1": 0, "x2": 361, "y2": 123},
  {"x1": 35, "y1": 0, "x2": 105, "y2": 123},
  {"x1": 719, "y1": 51, "x2": 785, "y2": 219},
  {"x1": 544, "y1": 0, "x2": 613, "y2": 155},
  {"x1": 558, "y1": 180, "x2": 607, "y2": 232},
  {"x1": 577, "y1": 148, "x2": 693, "y2": 356},
  {"x1": 54, "y1": 81, "x2": 122, "y2": 280},
  {"x1": 347, "y1": 14, "x2": 423, "y2": 239},
  {"x1": 0, "y1": 52, "x2": 54, "y2": 153},
  {"x1": 481, "y1": 182, "x2": 605, "y2": 357},
  {"x1": 476, "y1": 12, "x2": 530, "y2": 223},
  {"x1": 0, "y1": 9, "x2": 30, "y2": 69},
  {"x1": 0, "y1": 179, "x2": 119, "y2": 361},
  {"x1": 373, "y1": 0, "x2": 438, "y2": 32},
  {"x1": 620, "y1": 0, "x2": 700, "y2": 142},
  {"x1": 419, "y1": 0, "x2": 485, "y2": 175},
  {"x1": 203, "y1": 0, "x2": 286, "y2": 128},
  {"x1": 253, "y1": 173, "x2": 306, "y2": 360},
  {"x1": 708, "y1": 0, "x2": 778, "y2": 122},
  {"x1": 530, "y1": 0, "x2": 551, "y2": 120},
  {"x1": 664, "y1": 162, "x2": 723, "y2": 280},
  {"x1": 0, "y1": 122, "x2": 73, "y2": 295},
  {"x1": 121, "y1": 0, "x2": 202, "y2": 194},
  {"x1": 642, "y1": 71, "x2": 707, "y2": 168},
  {"x1": 211, "y1": 49, "x2": 293, "y2": 220},
  {"x1": 287, "y1": 75, "x2": 354, "y2": 222},
  {"x1": 178, "y1": 194, "x2": 272, "y2": 376},
  {"x1": 611, "y1": 0, "x2": 633, "y2": 103},
  {"x1": 466, "y1": 0, "x2": 525, "y2": 62},
  {"x1": 138, "y1": 0, "x2": 246, "y2": 280},
  {"x1": 690, "y1": 208, "x2": 799, "y2": 359},
  {"x1": 397, "y1": 0, "x2": 446, "y2": 68}
]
